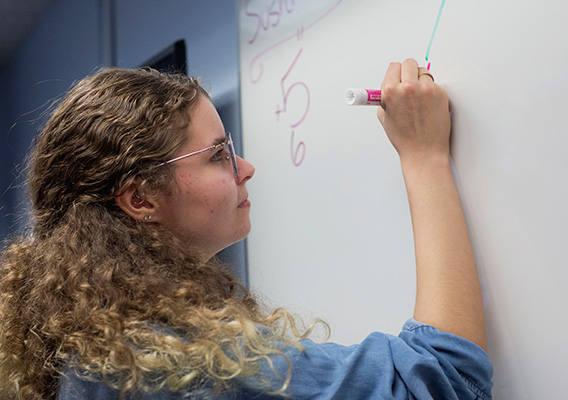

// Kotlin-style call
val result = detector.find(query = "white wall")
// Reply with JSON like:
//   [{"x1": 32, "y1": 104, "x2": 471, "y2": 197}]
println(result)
[{"x1": 238, "y1": 1, "x2": 568, "y2": 399}]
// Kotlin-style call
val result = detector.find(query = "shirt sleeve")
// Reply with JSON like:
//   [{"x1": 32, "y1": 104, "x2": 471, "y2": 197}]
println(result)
[
  {"x1": 234, "y1": 318, "x2": 493, "y2": 400},
  {"x1": 58, "y1": 319, "x2": 493, "y2": 400}
]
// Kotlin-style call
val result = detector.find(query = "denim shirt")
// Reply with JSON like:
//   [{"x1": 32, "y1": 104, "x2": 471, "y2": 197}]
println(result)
[{"x1": 58, "y1": 319, "x2": 493, "y2": 399}]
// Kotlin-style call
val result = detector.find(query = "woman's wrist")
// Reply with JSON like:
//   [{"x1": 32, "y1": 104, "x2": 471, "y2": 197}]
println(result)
[{"x1": 400, "y1": 151, "x2": 451, "y2": 182}]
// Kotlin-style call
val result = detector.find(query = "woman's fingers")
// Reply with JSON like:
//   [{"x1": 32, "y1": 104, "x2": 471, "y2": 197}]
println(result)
[
  {"x1": 376, "y1": 58, "x2": 450, "y2": 161},
  {"x1": 382, "y1": 62, "x2": 402, "y2": 88},
  {"x1": 401, "y1": 58, "x2": 419, "y2": 83},
  {"x1": 378, "y1": 62, "x2": 401, "y2": 119}
]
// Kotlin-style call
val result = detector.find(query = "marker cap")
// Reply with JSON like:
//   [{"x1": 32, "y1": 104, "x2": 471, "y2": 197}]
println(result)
[{"x1": 345, "y1": 88, "x2": 382, "y2": 106}]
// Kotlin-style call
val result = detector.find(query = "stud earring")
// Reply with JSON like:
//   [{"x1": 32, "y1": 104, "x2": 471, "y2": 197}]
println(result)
[{"x1": 143, "y1": 215, "x2": 152, "y2": 221}]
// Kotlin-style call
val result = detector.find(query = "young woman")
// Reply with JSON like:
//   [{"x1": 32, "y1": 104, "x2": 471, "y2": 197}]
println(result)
[{"x1": 0, "y1": 60, "x2": 493, "y2": 399}]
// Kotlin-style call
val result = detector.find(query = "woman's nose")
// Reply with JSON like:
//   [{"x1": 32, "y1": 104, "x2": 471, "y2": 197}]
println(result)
[{"x1": 236, "y1": 156, "x2": 255, "y2": 183}]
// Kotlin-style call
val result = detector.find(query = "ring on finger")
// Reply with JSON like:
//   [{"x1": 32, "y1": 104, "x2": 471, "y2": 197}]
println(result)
[{"x1": 418, "y1": 71, "x2": 435, "y2": 82}]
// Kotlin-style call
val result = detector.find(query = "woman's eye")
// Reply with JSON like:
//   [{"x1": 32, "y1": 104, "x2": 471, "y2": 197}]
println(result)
[{"x1": 211, "y1": 148, "x2": 228, "y2": 162}]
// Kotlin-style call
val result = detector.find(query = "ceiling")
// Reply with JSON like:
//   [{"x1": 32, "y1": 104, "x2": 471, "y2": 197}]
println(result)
[{"x1": 0, "y1": 0, "x2": 53, "y2": 66}]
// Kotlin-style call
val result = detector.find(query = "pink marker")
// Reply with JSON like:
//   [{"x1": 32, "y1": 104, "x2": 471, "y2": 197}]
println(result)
[{"x1": 345, "y1": 88, "x2": 381, "y2": 106}]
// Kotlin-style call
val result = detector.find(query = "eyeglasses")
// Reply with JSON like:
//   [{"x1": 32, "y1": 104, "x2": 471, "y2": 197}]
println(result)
[{"x1": 157, "y1": 132, "x2": 239, "y2": 178}]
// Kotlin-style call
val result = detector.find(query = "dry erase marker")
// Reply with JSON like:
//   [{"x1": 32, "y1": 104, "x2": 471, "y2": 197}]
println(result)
[{"x1": 345, "y1": 88, "x2": 381, "y2": 106}]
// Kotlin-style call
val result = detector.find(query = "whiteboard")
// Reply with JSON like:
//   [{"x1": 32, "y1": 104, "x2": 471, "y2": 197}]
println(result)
[{"x1": 238, "y1": 1, "x2": 568, "y2": 399}]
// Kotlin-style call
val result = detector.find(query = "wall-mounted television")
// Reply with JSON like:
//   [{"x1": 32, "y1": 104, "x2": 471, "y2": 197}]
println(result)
[{"x1": 139, "y1": 39, "x2": 187, "y2": 75}]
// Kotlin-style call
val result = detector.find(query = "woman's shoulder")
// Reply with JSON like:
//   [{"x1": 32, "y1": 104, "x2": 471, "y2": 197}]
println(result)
[{"x1": 248, "y1": 318, "x2": 493, "y2": 399}]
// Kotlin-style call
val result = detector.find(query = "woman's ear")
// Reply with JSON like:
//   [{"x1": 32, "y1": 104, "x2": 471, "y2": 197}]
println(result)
[{"x1": 114, "y1": 181, "x2": 158, "y2": 222}]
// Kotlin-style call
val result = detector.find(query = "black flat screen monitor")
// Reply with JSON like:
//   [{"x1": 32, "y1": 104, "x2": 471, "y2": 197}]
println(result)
[{"x1": 139, "y1": 39, "x2": 187, "y2": 75}]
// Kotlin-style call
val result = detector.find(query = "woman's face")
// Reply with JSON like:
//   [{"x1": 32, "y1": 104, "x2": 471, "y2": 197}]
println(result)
[{"x1": 157, "y1": 95, "x2": 255, "y2": 260}]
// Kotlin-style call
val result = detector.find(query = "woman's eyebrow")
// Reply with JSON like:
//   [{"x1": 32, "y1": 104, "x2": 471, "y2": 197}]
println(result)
[{"x1": 211, "y1": 136, "x2": 226, "y2": 146}]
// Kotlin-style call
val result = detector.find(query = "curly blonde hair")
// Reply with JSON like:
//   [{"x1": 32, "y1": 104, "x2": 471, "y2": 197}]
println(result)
[{"x1": 0, "y1": 68, "x2": 321, "y2": 399}]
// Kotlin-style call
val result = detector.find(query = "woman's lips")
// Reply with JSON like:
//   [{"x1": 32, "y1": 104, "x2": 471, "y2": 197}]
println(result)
[{"x1": 238, "y1": 198, "x2": 251, "y2": 208}]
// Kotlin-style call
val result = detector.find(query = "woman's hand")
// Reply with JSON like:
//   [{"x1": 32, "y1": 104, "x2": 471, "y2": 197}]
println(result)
[{"x1": 377, "y1": 58, "x2": 451, "y2": 166}]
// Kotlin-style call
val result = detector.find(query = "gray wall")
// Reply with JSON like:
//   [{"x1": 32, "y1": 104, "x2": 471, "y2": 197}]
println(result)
[
  {"x1": 0, "y1": 0, "x2": 101, "y2": 239},
  {"x1": 0, "y1": 67, "x2": 12, "y2": 239},
  {"x1": 0, "y1": 0, "x2": 247, "y2": 283}
]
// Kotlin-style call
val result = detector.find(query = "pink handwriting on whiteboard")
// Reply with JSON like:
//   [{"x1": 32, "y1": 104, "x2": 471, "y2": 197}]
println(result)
[
  {"x1": 244, "y1": 0, "x2": 297, "y2": 45},
  {"x1": 276, "y1": 48, "x2": 310, "y2": 129},
  {"x1": 243, "y1": 0, "x2": 342, "y2": 166},
  {"x1": 276, "y1": 48, "x2": 309, "y2": 166},
  {"x1": 245, "y1": 0, "x2": 343, "y2": 84}
]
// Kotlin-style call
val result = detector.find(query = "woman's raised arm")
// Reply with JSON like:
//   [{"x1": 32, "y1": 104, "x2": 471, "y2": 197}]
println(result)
[{"x1": 377, "y1": 59, "x2": 487, "y2": 351}]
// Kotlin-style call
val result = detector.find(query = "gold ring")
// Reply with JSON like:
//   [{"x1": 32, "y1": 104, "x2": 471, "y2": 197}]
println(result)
[{"x1": 419, "y1": 72, "x2": 435, "y2": 82}]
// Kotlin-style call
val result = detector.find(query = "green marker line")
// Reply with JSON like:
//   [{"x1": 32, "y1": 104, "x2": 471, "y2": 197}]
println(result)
[{"x1": 426, "y1": 0, "x2": 447, "y2": 61}]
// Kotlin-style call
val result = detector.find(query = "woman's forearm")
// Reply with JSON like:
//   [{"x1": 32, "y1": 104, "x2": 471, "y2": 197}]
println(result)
[{"x1": 402, "y1": 154, "x2": 487, "y2": 351}]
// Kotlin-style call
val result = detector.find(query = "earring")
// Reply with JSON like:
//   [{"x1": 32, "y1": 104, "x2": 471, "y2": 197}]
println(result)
[{"x1": 143, "y1": 215, "x2": 152, "y2": 221}]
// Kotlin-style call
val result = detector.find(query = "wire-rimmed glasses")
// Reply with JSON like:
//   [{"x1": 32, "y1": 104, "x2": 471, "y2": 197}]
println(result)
[{"x1": 156, "y1": 132, "x2": 238, "y2": 178}]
